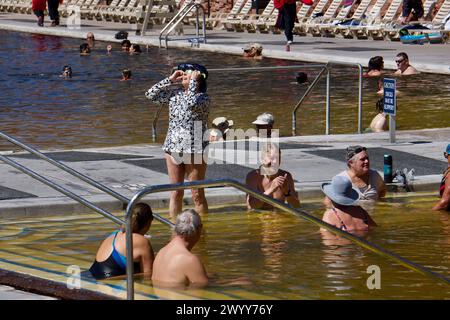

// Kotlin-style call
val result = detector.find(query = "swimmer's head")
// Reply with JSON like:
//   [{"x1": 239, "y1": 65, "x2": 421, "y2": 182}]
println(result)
[
  {"x1": 122, "y1": 68, "x2": 132, "y2": 80},
  {"x1": 86, "y1": 32, "x2": 95, "y2": 41},
  {"x1": 62, "y1": 65, "x2": 72, "y2": 77},
  {"x1": 260, "y1": 143, "x2": 281, "y2": 176},
  {"x1": 121, "y1": 40, "x2": 131, "y2": 51},
  {"x1": 368, "y1": 56, "x2": 384, "y2": 71},
  {"x1": 295, "y1": 72, "x2": 308, "y2": 84},
  {"x1": 130, "y1": 44, "x2": 141, "y2": 54},
  {"x1": 174, "y1": 209, "x2": 202, "y2": 240},
  {"x1": 121, "y1": 203, "x2": 153, "y2": 234},
  {"x1": 80, "y1": 43, "x2": 91, "y2": 54}
]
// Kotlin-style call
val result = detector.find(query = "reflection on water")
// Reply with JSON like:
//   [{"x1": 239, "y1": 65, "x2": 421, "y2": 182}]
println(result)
[
  {"x1": 0, "y1": 193, "x2": 449, "y2": 298},
  {"x1": 0, "y1": 30, "x2": 449, "y2": 151}
]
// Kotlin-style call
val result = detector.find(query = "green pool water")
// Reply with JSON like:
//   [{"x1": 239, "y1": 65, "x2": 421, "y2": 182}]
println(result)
[{"x1": 0, "y1": 192, "x2": 448, "y2": 299}]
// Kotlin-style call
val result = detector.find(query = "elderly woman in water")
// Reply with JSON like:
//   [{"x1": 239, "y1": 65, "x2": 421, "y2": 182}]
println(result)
[
  {"x1": 337, "y1": 146, "x2": 387, "y2": 201},
  {"x1": 322, "y1": 175, "x2": 377, "y2": 232}
]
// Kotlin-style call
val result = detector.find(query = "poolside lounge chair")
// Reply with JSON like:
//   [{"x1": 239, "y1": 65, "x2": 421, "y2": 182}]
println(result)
[
  {"x1": 222, "y1": 0, "x2": 253, "y2": 32},
  {"x1": 241, "y1": 0, "x2": 276, "y2": 33},
  {"x1": 293, "y1": 2, "x2": 314, "y2": 36},
  {"x1": 317, "y1": 2, "x2": 355, "y2": 37},
  {"x1": 346, "y1": 0, "x2": 388, "y2": 39},
  {"x1": 11, "y1": 0, "x2": 33, "y2": 14},
  {"x1": 333, "y1": 0, "x2": 373, "y2": 38},
  {"x1": 304, "y1": 0, "x2": 345, "y2": 36},
  {"x1": 364, "y1": 0, "x2": 403, "y2": 39},
  {"x1": 204, "y1": 0, "x2": 247, "y2": 30}
]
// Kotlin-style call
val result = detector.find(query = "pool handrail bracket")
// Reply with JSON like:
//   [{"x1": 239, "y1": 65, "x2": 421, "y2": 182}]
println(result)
[
  {"x1": 158, "y1": 0, "x2": 207, "y2": 49},
  {"x1": 124, "y1": 178, "x2": 450, "y2": 300},
  {"x1": 0, "y1": 131, "x2": 174, "y2": 228}
]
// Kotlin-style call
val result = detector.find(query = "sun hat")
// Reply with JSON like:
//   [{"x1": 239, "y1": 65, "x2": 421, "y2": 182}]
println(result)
[
  {"x1": 346, "y1": 145, "x2": 367, "y2": 161},
  {"x1": 252, "y1": 113, "x2": 274, "y2": 126},
  {"x1": 321, "y1": 175, "x2": 360, "y2": 206},
  {"x1": 212, "y1": 117, "x2": 234, "y2": 133}
]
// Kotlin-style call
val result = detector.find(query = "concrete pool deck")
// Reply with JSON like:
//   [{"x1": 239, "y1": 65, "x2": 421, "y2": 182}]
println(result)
[
  {"x1": 0, "y1": 128, "x2": 448, "y2": 218},
  {"x1": 0, "y1": 12, "x2": 449, "y2": 74}
]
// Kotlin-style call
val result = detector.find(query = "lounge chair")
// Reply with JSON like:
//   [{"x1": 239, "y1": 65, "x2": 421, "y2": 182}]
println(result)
[
  {"x1": 304, "y1": 0, "x2": 345, "y2": 37},
  {"x1": 240, "y1": 0, "x2": 276, "y2": 33},
  {"x1": 333, "y1": 0, "x2": 373, "y2": 38},
  {"x1": 293, "y1": 2, "x2": 315, "y2": 36},
  {"x1": 204, "y1": 0, "x2": 246, "y2": 30},
  {"x1": 317, "y1": 2, "x2": 355, "y2": 37},
  {"x1": 222, "y1": 0, "x2": 253, "y2": 31},
  {"x1": 364, "y1": 0, "x2": 403, "y2": 39},
  {"x1": 346, "y1": 0, "x2": 388, "y2": 39}
]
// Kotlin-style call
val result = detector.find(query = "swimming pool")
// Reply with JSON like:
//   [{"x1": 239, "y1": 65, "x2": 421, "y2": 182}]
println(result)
[
  {"x1": 0, "y1": 193, "x2": 448, "y2": 299},
  {"x1": 0, "y1": 30, "x2": 449, "y2": 151}
]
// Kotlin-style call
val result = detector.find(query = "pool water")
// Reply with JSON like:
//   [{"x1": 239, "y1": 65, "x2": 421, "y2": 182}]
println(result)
[
  {"x1": 0, "y1": 192, "x2": 448, "y2": 299},
  {"x1": 0, "y1": 30, "x2": 449, "y2": 151}
]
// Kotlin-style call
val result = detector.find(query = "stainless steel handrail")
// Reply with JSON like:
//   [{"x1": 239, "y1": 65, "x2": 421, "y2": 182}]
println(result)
[
  {"x1": 292, "y1": 66, "x2": 328, "y2": 136},
  {"x1": 159, "y1": 1, "x2": 206, "y2": 49},
  {"x1": 151, "y1": 64, "x2": 327, "y2": 142},
  {"x1": 0, "y1": 154, "x2": 124, "y2": 225},
  {"x1": 124, "y1": 179, "x2": 450, "y2": 300},
  {"x1": 325, "y1": 61, "x2": 364, "y2": 134},
  {"x1": 0, "y1": 131, "x2": 174, "y2": 228}
]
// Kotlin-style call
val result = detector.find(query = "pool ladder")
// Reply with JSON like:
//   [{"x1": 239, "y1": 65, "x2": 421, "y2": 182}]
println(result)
[
  {"x1": 0, "y1": 131, "x2": 448, "y2": 300},
  {"x1": 158, "y1": 0, "x2": 207, "y2": 49}
]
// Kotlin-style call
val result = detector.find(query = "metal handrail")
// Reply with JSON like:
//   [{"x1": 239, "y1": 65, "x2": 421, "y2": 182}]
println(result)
[
  {"x1": 292, "y1": 66, "x2": 328, "y2": 136},
  {"x1": 0, "y1": 154, "x2": 124, "y2": 225},
  {"x1": 325, "y1": 61, "x2": 364, "y2": 134},
  {"x1": 159, "y1": 1, "x2": 207, "y2": 49},
  {"x1": 124, "y1": 179, "x2": 450, "y2": 300},
  {"x1": 0, "y1": 131, "x2": 174, "y2": 228},
  {"x1": 151, "y1": 64, "x2": 327, "y2": 142}
]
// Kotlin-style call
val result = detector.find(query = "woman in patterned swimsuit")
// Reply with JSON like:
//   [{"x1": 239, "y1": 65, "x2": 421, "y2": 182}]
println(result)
[{"x1": 146, "y1": 63, "x2": 210, "y2": 218}]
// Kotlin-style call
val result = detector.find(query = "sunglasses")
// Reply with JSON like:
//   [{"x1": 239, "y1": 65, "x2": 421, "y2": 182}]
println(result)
[
  {"x1": 182, "y1": 69, "x2": 207, "y2": 79},
  {"x1": 347, "y1": 146, "x2": 367, "y2": 159},
  {"x1": 395, "y1": 59, "x2": 405, "y2": 64}
]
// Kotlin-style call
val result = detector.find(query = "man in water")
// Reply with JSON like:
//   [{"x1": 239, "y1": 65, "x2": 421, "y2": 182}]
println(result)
[
  {"x1": 433, "y1": 144, "x2": 450, "y2": 211},
  {"x1": 394, "y1": 52, "x2": 419, "y2": 75},
  {"x1": 246, "y1": 143, "x2": 300, "y2": 210},
  {"x1": 152, "y1": 209, "x2": 208, "y2": 287}
]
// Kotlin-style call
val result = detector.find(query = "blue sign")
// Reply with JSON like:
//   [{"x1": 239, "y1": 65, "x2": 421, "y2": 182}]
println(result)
[{"x1": 383, "y1": 78, "x2": 396, "y2": 116}]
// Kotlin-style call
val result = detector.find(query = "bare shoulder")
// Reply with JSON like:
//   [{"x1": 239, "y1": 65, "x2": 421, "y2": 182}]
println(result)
[{"x1": 132, "y1": 233, "x2": 151, "y2": 247}]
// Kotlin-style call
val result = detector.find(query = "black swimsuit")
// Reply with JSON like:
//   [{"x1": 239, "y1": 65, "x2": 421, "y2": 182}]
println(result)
[{"x1": 88, "y1": 232, "x2": 141, "y2": 280}]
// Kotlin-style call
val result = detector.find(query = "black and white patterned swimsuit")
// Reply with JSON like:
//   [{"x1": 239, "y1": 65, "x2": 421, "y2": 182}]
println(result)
[{"x1": 145, "y1": 77, "x2": 210, "y2": 154}]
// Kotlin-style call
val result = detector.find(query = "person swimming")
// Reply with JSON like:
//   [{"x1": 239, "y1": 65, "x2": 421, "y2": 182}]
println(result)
[
  {"x1": 80, "y1": 43, "x2": 91, "y2": 55},
  {"x1": 60, "y1": 65, "x2": 72, "y2": 78},
  {"x1": 121, "y1": 68, "x2": 132, "y2": 81},
  {"x1": 88, "y1": 203, "x2": 154, "y2": 280}
]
